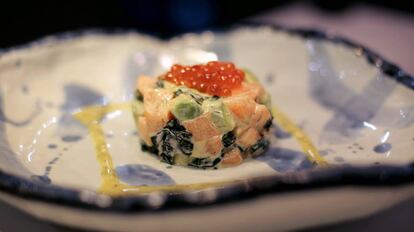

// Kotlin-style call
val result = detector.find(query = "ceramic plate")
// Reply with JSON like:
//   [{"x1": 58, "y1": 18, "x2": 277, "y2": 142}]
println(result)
[{"x1": 0, "y1": 24, "x2": 414, "y2": 231}]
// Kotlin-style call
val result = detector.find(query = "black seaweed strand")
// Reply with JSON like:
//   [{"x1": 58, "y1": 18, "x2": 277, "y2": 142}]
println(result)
[
  {"x1": 250, "y1": 138, "x2": 270, "y2": 156},
  {"x1": 152, "y1": 119, "x2": 194, "y2": 164},
  {"x1": 263, "y1": 117, "x2": 273, "y2": 131},
  {"x1": 156, "y1": 80, "x2": 165, "y2": 88},
  {"x1": 135, "y1": 89, "x2": 143, "y2": 101},
  {"x1": 173, "y1": 89, "x2": 205, "y2": 104},
  {"x1": 222, "y1": 131, "x2": 236, "y2": 148}
]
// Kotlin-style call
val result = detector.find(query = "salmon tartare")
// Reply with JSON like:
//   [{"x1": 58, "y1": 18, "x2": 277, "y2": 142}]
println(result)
[{"x1": 133, "y1": 61, "x2": 273, "y2": 168}]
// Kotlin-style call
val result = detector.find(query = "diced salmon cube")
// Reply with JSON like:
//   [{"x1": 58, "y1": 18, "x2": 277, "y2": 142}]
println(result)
[
  {"x1": 142, "y1": 88, "x2": 173, "y2": 135},
  {"x1": 251, "y1": 104, "x2": 272, "y2": 131},
  {"x1": 238, "y1": 127, "x2": 260, "y2": 149},
  {"x1": 136, "y1": 76, "x2": 157, "y2": 96},
  {"x1": 191, "y1": 140, "x2": 208, "y2": 158},
  {"x1": 232, "y1": 82, "x2": 264, "y2": 101},
  {"x1": 222, "y1": 148, "x2": 243, "y2": 166},
  {"x1": 223, "y1": 96, "x2": 256, "y2": 124},
  {"x1": 137, "y1": 116, "x2": 152, "y2": 145},
  {"x1": 234, "y1": 126, "x2": 249, "y2": 137},
  {"x1": 206, "y1": 135, "x2": 223, "y2": 155},
  {"x1": 143, "y1": 89, "x2": 173, "y2": 112},
  {"x1": 144, "y1": 111, "x2": 167, "y2": 136},
  {"x1": 182, "y1": 113, "x2": 220, "y2": 141}
]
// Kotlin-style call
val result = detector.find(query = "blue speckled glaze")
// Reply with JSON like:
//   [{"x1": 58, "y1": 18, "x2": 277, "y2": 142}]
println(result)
[
  {"x1": 265, "y1": 73, "x2": 275, "y2": 84},
  {"x1": 116, "y1": 164, "x2": 175, "y2": 186},
  {"x1": 30, "y1": 175, "x2": 51, "y2": 185},
  {"x1": 373, "y1": 143, "x2": 392, "y2": 153},
  {"x1": 57, "y1": 84, "x2": 105, "y2": 142},
  {"x1": 374, "y1": 105, "x2": 414, "y2": 129},
  {"x1": 60, "y1": 84, "x2": 104, "y2": 111},
  {"x1": 307, "y1": 41, "x2": 396, "y2": 144},
  {"x1": 21, "y1": 84, "x2": 29, "y2": 95},
  {"x1": 48, "y1": 144, "x2": 57, "y2": 149},
  {"x1": 0, "y1": 91, "x2": 41, "y2": 127},
  {"x1": 319, "y1": 149, "x2": 334, "y2": 156},
  {"x1": 334, "y1": 156, "x2": 345, "y2": 162},
  {"x1": 255, "y1": 147, "x2": 314, "y2": 172},
  {"x1": 60, "y1": 135, "x2": 83, "y2": 143},
  {"x1": 273, "y1": 124, "x2": 292, "y2": 139},
  {"x1": 0, "y1": 91, "x2": 33, "y2": 175},
  {"x1": 30, "y1": 153, "x2": 64, "y2": 185},
  {"x1": 307, "y1": 40, "x2": 414, "y2": 147}
]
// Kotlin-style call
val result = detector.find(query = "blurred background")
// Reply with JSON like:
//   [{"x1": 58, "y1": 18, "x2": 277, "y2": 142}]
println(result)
[
  {"x1": 0, "y1": 0, "x2": 414, "y2": 231},
  {"x1": 1, "y1": 0, "x2": 413, "y2": 73}
]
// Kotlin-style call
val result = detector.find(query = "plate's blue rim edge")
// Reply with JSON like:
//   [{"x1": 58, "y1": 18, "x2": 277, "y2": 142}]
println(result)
[{"x1": 0, "y1": 22, "x2": 413, "y2": 213}]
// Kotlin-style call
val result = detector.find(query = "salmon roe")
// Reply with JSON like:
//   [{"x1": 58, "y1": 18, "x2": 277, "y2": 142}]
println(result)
[{"x1": 162, "y1": 61, "x2": 245, "y2": 96}]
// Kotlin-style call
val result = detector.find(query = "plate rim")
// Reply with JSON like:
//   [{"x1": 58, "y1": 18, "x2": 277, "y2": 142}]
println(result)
[{"x1": 0, "y1": 22, "x2": 413, "y2": 212}]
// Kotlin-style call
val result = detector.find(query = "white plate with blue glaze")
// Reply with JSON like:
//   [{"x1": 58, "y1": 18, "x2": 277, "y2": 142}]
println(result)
[{"x1": 0, "y1": 24, "x2": 414, "y2": 231}]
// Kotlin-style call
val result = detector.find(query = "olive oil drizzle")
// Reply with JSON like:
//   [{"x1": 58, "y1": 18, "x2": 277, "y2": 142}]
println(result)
[
  {"x1": 271, "y1": 107, "x2": 328, "y2": 166},
  {"x1": 73, "y1": 102, "x2": 327, "y2": 196},
  {"x1": 73, "y1": 103, "x2": 232, "y2": 195}
]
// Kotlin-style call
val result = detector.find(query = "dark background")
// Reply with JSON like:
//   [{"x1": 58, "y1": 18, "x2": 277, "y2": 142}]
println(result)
[{"x1": 1, "y1": 0, "x2": 413, "y2": 48}]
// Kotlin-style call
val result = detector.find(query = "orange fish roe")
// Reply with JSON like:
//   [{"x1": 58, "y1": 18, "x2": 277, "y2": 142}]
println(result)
[{"x1": 162, "y1": 61, "x2": 245, "y2": 96}]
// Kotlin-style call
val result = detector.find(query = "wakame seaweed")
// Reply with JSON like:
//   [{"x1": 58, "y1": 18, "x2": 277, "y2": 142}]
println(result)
[
  {"x1": 176, "y1": 132, "x2": 193, "y2": 155},
  {"x1": 156, "y1": 80, "x2": 165, "y2": 88},
  {"x1": 158, "y1": 130, "x2": 175, "y2": 164},
  {"x1": 141, "y1": 143, "x2": 158, "y2": 155},
  {"x1": 189, "y1": 156, "x2": 222, "y2": 169},
  {"x1": 153, "y1": 119, "x2": 194, "y2": 164},
  {"x1": 140, "y1": 136, "x2": 158, "y2": 155},
  {"x1": 135, "y1": 89, "x2": 143, "y2": 101},
  {"x1": 222, "y1": 131, "x2": 236, "y2": 148},
  {"x1": 173, "y1": 88, "x2": 206, "y2": 105},
  {"x1": 263, "y1": 117, "x2": 273, "y2": 131},
  {"x1": 250, "y1": 138, "x2": 270, "y2": 156}
]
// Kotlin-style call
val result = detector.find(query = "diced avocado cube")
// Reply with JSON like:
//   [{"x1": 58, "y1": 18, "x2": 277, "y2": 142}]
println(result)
[
  {"x1": 171, "y1": 95, "x2": 202, "y2": 121},
  {"x1": 132, "y1": 100, "x2": 144, "y2": 117},
  {"x1": 174, "y1": 152, "x2": 190, "y2": 165},
  {"x1": 260, "y1": 93, "x2": 272, "y2": 110},
  {"x1": 243, "y1": 69, "x2": 259, "y2": 83},
  {"x1": 202, "y1": 99, "x2": 235, "y2": 133}
]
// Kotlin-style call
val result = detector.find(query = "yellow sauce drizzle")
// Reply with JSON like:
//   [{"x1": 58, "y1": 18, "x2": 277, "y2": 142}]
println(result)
[
  {"x1": 74, "y1": 102, "x2": 327, "y2": 196},
  {"x1": 74, "y1": 103, "x2": 233, "y2": 195},
  {"x1": 271, "y1": 106, "x2": 328, "y2": 166}
]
